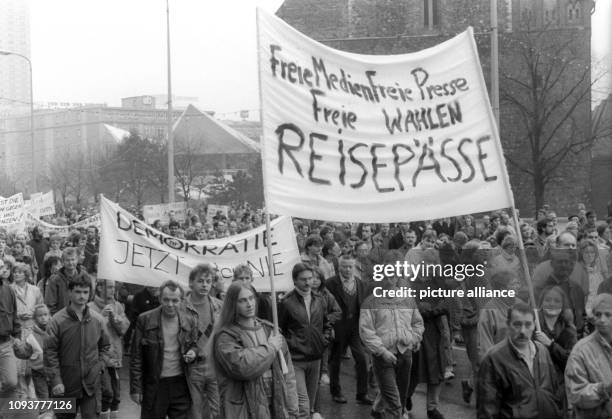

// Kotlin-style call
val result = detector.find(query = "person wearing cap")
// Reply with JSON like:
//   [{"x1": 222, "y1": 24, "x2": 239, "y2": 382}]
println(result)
[{"x1": 565, "y1": 293, "x2": 612, "y2": 418}]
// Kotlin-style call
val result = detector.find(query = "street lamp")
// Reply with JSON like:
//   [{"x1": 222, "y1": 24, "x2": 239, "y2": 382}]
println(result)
[
  {"x1": 0, "y1": 50, "x2": 36, "y2": 193},
  {"x1": 166, "y1": 0, "x2": 175, "y2": 203}
]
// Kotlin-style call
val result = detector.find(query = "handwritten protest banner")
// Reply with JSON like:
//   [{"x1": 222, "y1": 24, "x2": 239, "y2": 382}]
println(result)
[
  {"x1": 26, "y1": 212, "x2": 101, "y2": 237},
  {"x1": 0, "y1": 193, "x2": 25, "y2": 233},
  {"x1": 257, "y1": 10, "x2": 512, "y2": 222},
  {"x1": 206, "y1": 204, "x2": 229, "y2": 222},
  {"x1": 38, "y1": 191, "x2": 56, "y2": 217},
  {"x1": 100, "y1": 196, "x2": 298, "y2": 291},
  {"x1": 142, "y1": 202, "x2": 187, "y2": 224},
  {"x1": 25, "y1": 191, "x2": 55, "y2": 219}
]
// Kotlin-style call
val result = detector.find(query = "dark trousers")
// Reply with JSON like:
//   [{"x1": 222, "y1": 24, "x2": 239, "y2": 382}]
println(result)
[
  {"x1": 31, "y1": 369, "x2": 48, "y2": 399},
  {"x1": 329, "y1": 323, "x2": 368, "y2": 397},
  {"x1": 141, "y1": 375, "x2": 190, "y2": 419},
  {"x1": 372, "y1": 351, "x2": 413, "y2": 418},
  {"x1": 102, "y1": 367, "x2": 120, "y2": 411},
  {"x1": 56, "y1": 391, "x2": 99, "y2": 419}
]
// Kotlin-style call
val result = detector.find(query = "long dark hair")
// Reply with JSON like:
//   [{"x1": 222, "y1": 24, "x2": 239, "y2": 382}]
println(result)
[{"x1": 208, "y1": 281, "x2": 258, "y2": 376}]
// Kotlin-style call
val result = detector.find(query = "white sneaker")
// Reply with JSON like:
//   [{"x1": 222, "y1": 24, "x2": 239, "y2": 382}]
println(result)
[
  {"x1": 312, "y1": 413, "x2": 324, "y2": 419},
  {"x1": 320, "y1": 373, "x2": 330, "y2": 385}
]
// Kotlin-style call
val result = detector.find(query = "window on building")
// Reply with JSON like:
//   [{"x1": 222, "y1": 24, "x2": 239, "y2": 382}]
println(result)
[
  {"x1": 423, "y1": 0, "x2": 439, "y2": 28},
  {"x1": 567, "y1": 3, "x2": 581, "y2": 23}
]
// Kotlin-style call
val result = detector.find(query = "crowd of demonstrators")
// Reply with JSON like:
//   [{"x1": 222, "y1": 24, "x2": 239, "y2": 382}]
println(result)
[{"x1": 1, "y1": 201, "x2": 612, "y2": 419}]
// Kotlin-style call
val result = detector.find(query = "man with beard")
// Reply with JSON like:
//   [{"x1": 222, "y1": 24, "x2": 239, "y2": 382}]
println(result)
[{"x1": 477, "y1": 302, "x2": 562, "y2": 418}]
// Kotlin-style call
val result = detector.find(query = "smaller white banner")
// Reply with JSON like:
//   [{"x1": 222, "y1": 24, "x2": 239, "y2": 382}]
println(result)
[
  {"x1": 206, "y1": 204, "x2": 229, "y2": 222},
  {"x1": 100, "y1": 197, "x2": 298, "y2": 291},
  {"x1": 0, "y1": 193, "x2": 25, "y2": 233},
  {"x1": 142, "y1": 202, "x2": 187, "y2": 224}
]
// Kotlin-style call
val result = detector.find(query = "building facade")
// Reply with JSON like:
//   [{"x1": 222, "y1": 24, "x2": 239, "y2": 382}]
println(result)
[
  {"x1": 277, "y1": 0, "x2": 595, "y2": 216},
  {"x1": 0, "y1": 0, "x2": 31, "y2": 116},
  {"x1": 0, "y1": 103, "x2": 183, "y2": 192}
]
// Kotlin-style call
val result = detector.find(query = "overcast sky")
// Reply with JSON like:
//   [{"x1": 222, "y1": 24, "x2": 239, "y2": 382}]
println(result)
[{"x1": 30, "y1": 0, "x2": 610, "y2": 114}]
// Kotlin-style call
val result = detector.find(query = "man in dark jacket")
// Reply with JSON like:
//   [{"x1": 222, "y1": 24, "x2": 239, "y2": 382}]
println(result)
[
  {"x1": 45, "y1": 247, "x2": 86, "y2": 315},
  {"x1": 130, "y1": 280, "x2": 199, "y2": 419},
  {"x1": 28, "y1": 226, "x2": 48, "y2": 281},
  {"x1": 83, "y1": 226, "x2": 99, "y2": 274},
  {"x1": 0, "y1": 259, "x2": 22, "y2": 400},
  {"x1": 279, "y1": 263, "x2": 334, "y2": 418},
  {"x1": 45, "y1": 272, "x2": 110, "y2": 419},
  {"x1": 477, "y1": 302, "x2": 563, "y2": 419},
  {"x1": 325, "y1": 254, "x2": 372, "y2": 405}
]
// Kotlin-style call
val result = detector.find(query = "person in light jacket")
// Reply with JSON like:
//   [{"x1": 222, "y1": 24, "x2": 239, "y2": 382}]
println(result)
[
  {"x1": 360, "y1": 272, "x2": 424, "y2": 418},
  {"x1": 88, "y1": 278, "x2": 129, "y2": 419},
  {"x1": 565, "y1": 293, "x2": 612, "y2": 418}
]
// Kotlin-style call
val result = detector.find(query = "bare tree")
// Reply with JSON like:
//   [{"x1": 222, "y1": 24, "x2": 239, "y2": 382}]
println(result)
[
  {"x1": 174, "y1": 126, "x2": 205, "y2": 202},
  {"x1": 500, "y1": 27, "x2": 611, "y2": 210}
]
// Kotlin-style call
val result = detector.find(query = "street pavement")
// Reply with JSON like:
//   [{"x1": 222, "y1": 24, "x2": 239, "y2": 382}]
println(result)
[{"x1": 118, "y1": 345, "x2": 476, "y2": 419}]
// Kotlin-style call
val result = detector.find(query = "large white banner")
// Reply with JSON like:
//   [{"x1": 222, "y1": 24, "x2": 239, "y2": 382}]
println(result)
[
  {"x1": 26, "y1": 212, "x2": 101, "y2": 237},
  {"x1": 142, "y1": 202, "x2": 187, "y2": 224},
  {"x1": 99, "y1": 196, "x2": 299, "y2": 291},
  {"x1": 0, "y1": 193, "x2": 25, "y2": 233},
  {"x1": 257, "y1": 10, "x2": 513, "y2": 222}
]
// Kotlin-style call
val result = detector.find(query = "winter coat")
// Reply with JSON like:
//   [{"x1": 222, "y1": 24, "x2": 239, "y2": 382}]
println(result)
[
  {"x1": 11, "y1": 282, "x2": 44, "y2": 330},
  {"x1": 129, "y1": 306, "x2": 199, "y2": 410},
  {"x1": 30, "y1": 323, "x2": 48, "y2": 371},
  {"x1": 325, "y1": 275, "x2": 369, "y2": 328},
  {"x1": 565, "y1": 331, "x2": 612, "y2": 418},
  {"x1": 88, "y1": 296, "x2": 130, "y2": 368},
  {"x1": 214, "y1": 319, "x2": 299, "y2": 419},
  {"x1": 537, "y1": 311, "x2": 577, "y2": 374},
  {"x1": 315, "y1": 286, "x2": 341, "y2": 325},
  {"x1": 414, "y1": 278, "x2": 450, "y2": 385},
  {"x1": 45, "y1": 303, "x2": 110, "y2": 398},
  {"x1": 278, "y1": 290, "x2": 333, "y2": 362},
  {"x1": 477, "y1": 338, "x2": 563, "y2": 419},
  {"x1": 359, "y1": 293, "x2": 424, "y2": 355},
  {"x1": 0, "y1": 282, "x2": 21, "y2": 339}
]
